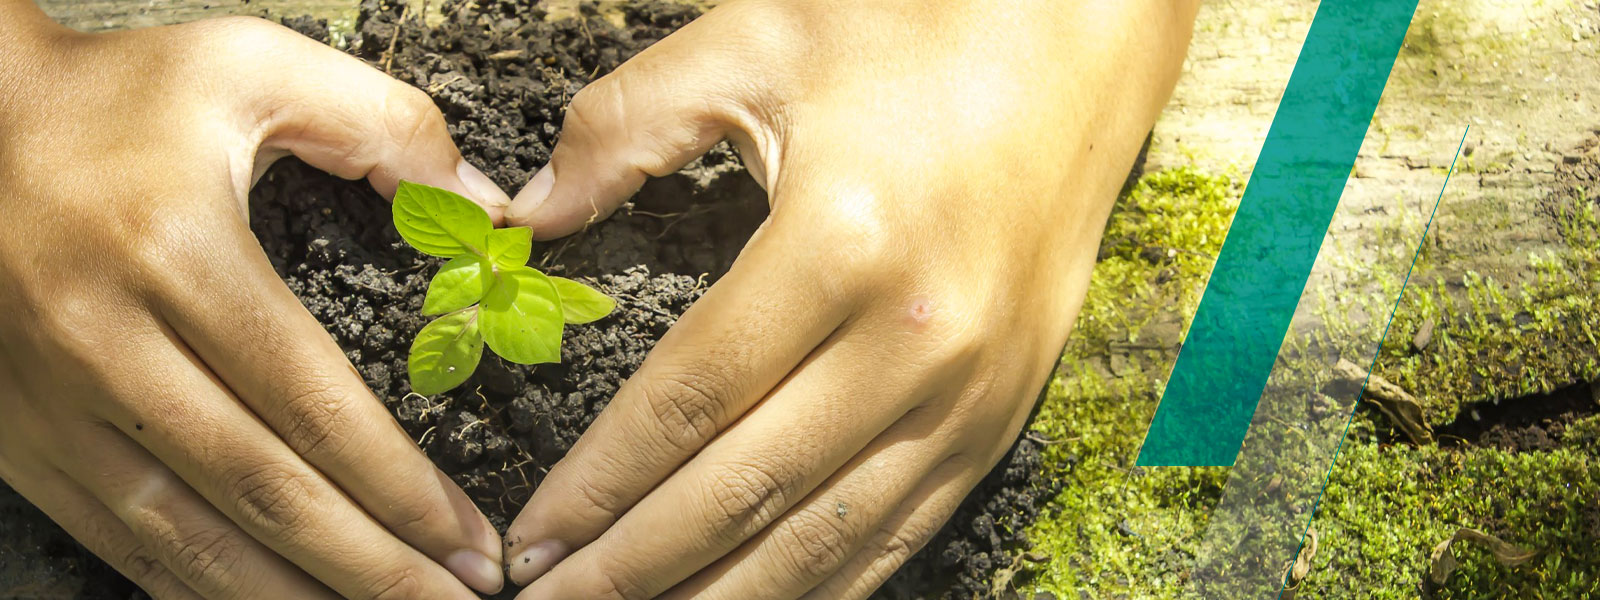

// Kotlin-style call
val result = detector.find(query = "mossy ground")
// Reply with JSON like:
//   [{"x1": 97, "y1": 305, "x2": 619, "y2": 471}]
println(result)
[
  {"x1": 1300, "y1": 438, "x2": 1600, "y2": 600},
  {"x1": 1369, "y1": 180, "x2": 1600, "y2": 424},
  {"x1": 1018, "y1": 162, "x2": 1600, "y2": 599},
  {"x1": 1022, "y1": 166, "x2": 1237, "y2": 598}
]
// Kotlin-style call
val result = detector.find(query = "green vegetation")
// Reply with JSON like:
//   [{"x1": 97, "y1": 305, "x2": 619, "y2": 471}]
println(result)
[
  {"x1": 1293, "y1": 168, "x2": 1600, "y2": 599},
  {"x1": 1024, "y1": 166, "x2": 1240, "y2": 597},
  {"x1": 1301, "y1": 440, "x2": 1600, "y2": 600},
  {"x1": 1362, "y1": 184, "x2": 1600, "y2": 425},
  {"x1": 393, "y1": 181, "x2": 614, "y2": 395},
  {"x1": 1372, "y1": 260, "x2": 1600, "y2": 424},
  {"x1": 1018, "y1": 162, "x2": 1600, "y2": 599}
]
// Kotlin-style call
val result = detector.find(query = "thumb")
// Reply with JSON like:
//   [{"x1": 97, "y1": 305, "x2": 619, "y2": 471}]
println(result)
[
  {"x1": 502, "y1": 13, "x2": 783, "y2": 239},
  {"x1": 222, "y1": 18, "x2": 511, "y2": 221}
]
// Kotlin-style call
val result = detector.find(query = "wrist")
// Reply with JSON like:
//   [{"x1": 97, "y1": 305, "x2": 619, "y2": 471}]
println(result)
[
  {"x1": 0, "y1": 3, "x2": 79, "y2": 111},
  {"x1": 1, "y1": 1, "x2": 68, "y2": 43}
]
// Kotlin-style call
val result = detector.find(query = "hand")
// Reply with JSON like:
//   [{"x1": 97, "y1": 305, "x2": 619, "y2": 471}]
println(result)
[
  {"x1": 0, "y1": 8, "x2": 513, "y2": 598},
  {"x1": 499, "y1": 1, "x2": 1198, "y2": 598}
]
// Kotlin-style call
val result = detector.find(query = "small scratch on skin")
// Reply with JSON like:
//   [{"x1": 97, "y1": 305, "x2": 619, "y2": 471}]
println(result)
[
  {"x1": 836, "y1": 501, "x2": 849, "y2": 518},
  {"x1": 907, "y1": 296, "x2": 935, "y2": 329}
]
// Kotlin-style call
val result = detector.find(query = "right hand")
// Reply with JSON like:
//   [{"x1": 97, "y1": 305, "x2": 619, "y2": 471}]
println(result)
[{"x1": 0, "y1": 9, "x2": 511, "y2": 599}]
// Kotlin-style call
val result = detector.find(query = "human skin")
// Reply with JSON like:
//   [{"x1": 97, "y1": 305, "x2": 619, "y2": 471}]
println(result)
[
  {"x1": 0, "y1": 0, "x2": 1196, "y2": 597},
  {"x1": 0, "y1": 3, "x2": 517, "y2": 598},
  {"x1": 498, "y1": 1, "x2": 1200, "y2": 598}
]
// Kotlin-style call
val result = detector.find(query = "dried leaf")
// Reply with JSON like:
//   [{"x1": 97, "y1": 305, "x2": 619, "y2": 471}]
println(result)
[
  {"x1": 1331, "y1": 359, "x2": 1434, "y2": 444},
  {"x1": 1428, "y1": 527, "x2": 1538, "y2": 585},
  {"x1": 1292, "y1": 527, "x2": 1319, "y2": 581},
  {"x1": 1281, "y1": 527, "x2": 1318, "y2": 600}
]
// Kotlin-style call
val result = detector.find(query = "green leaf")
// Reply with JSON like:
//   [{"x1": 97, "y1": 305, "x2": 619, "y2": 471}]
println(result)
[
  {"x1": 392, "y1": 180, "x2": 492, "y2": 258},
  {"x1": 550, "y1": 276, "x2": 616, "y2": 324},
  {"x1": 422, "y1": 255, "x2": 492, "y2": 316},
  {"x1": 486, "y1": 227, "x2": 533, "y2": 269},
  {"x1": 480, "y1": 266, "x2": 564, "y2": 364},
  {"x1": 407, "y1": 308, "x2": 484, "y2": 395}
]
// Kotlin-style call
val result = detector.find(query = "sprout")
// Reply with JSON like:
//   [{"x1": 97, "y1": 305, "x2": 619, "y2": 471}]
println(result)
[{"x1": 392, "y1": 181, "x2": 614, "y2": 394}]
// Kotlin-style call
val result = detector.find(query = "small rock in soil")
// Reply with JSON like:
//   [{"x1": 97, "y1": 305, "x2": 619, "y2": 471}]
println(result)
[{"x1": 1412, "y1": 316, "x2": 1435, "y2": 352}]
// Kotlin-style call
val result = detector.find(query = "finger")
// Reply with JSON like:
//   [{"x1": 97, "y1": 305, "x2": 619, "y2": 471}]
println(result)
[
  {"x1": 0, "y1": 462, "x2": 201, "y2": 600},
  {"x1": 502, "y1": 4, "x2": 786, "y2": 238},
  {"x1": 505, "y1": 220, "x2": 852, "y2": 582},
  {"x1": 151, "y1": 212, "x2": 504, "y2": 593},
  {"x1": 802, "y1": 461, "x2": 981, "y2": 600},
  {"x1": 665, "y1": 413, "x2": 961, "y2": 600},
  {"x1": 512, "y1": 314, "x2": 946, "y2": 598},
  {"x1": 91, "y1": 323, "x2": 484, "y2": 600},
  {"x1": 51, "y1": 422, "x2": 337, "y2": 600},
  {"x1": 199, "y1": 17, "x2": 510, "y2": 220}
]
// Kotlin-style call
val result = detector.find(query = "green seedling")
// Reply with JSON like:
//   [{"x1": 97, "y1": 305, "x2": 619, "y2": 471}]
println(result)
[{"x1": 393, "y1": 180, "x2": 615, "y2": 395}]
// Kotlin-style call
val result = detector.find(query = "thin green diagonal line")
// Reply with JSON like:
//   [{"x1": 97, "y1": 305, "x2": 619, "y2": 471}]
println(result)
[{"x1": 1277, "y1": 125, "x2": 1471, "y2": 597}]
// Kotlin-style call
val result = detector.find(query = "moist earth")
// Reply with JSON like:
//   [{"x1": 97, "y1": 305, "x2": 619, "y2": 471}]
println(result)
[{"x1": 0, "y1": 1, "x2": 1053, "y2": 598}]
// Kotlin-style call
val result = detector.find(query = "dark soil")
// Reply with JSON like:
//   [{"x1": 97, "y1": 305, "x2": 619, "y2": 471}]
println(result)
[
  {"x1": 1436, "y1": 382, "x2": 1600, "y2": 452},
  {"x1": 1425, "y1": 131, "x2": 1600, "y2": 454},
  {"x1": 0, "y1": 1, "x2": 1054, "y2": 598}
]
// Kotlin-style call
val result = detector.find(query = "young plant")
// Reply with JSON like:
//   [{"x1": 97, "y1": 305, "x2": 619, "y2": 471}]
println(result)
[{"x1": 393, "y1": 180, "x2": 615, "y2": 395}]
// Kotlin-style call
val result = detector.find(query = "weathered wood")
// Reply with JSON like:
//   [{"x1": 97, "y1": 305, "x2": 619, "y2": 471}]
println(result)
[{"x1": 1150, "y1": 0, "x2": 1600, "y2": 407}]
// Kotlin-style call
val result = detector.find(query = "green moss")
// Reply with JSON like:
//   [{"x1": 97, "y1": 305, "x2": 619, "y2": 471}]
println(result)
[
  {"x1": 1019, "y1": 161, "x2": 1600, "y2": 599},
  {"x1": 1284, "y1": 174, "x2": 1600, "y2": 598},
  {"x1": 1023, "y1": 166, "x2": 1240, "y2": 597},
  {"x1": 1299, "y1": 444, "x2": 1600, "y2": 600},
  {"x1": 1371, "y1": 187, "x2": 1600, "y2": 426}
]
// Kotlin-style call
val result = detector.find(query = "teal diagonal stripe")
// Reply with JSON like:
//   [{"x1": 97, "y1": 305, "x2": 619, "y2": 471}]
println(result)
[{"x1": 1136, "y1": 0, "x2": 1419, "y2": 467}]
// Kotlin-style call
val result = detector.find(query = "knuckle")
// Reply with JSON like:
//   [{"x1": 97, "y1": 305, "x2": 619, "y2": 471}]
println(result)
[
  {"x1": 797, "y1": 185, "x2": 896, "y2": 265},
  {"x1": 588, "y1": 554, "x2": 651, "y2": 600},
  {"x1": 382, "y1": 485, "x2": 443, "y2": 535},
  {"x1": 225, "y1": 462, "x2": 316, "y2": 540},
  {"x1": 560, "y1": 80, "x2": 634, "y2": 161},
  {"x1": 536, "y1": 453, "x2": 636, "y2": 527},
  {"x1": 867, "y1": 492, "x2": 961, "y2": 582},
  {"x1": 115, "y1": 545, "x2": 169, "y2": 589},
  {"x1": 564, "y1": 467, "x2": 627, "y2": 523},
  {"x1": 277, "y1": 383, "x2": 359, "y2": 462},
  {"x1": 32, "y1": 293, "x2": 124, "y2": 367},
  {"x1": 635, "y1": 371, "x2": 728, "y2": 454},
  {"x1": 384, "y1": 86, "x2": 448, "y2": 152},
  {"x1": 361, "y1": 565, "x2": 425, "y2": 600},
  {"x1": 703, "y1": 460, "x2": 801, "y2": 537},
  {"x1": 849, "y1": 522, "x2": 935, "y2": 594},
  {"x1": 564, "y1": 83, "x2": 613, "y2": 134},
  {"x1": 876, "y1": 526, "x2": 921, "y2": 568},
  {"x1": 167, "y1": 527, "x2": 244, "y2": 593},
  {"x1": 119, "y1": 203, "x2": 218, "y2": 282},
  {"x1": 770, "y1": 511, "x2": 853, "y2": 581},
  {"x1": 904, "y1": 298, "x2": 987, "y2": 368}
]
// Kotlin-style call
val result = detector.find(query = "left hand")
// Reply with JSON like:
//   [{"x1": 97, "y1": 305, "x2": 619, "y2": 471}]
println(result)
[{"x1": 499, "y1": 1, "x2": 1197, "y2": 598}]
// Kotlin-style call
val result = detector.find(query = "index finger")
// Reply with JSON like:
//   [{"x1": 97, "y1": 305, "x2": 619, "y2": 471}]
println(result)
[
  {"x1": 152, "y1": 212, "x2": 504, "y2": 593},
  {"x1": 504, "y1": 212, "x2": 856, "y2": 584}
]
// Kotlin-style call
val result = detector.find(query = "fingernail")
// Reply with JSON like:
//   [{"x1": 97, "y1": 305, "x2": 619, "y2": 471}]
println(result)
[
  {"x1": 506, "y1": 164, "x2": 555, "y2": 224},
  {"x1": 508, "y1": 539, "x2": 567, "y2": 585},
  {"x1": 444, "y1": 549, "x2": 504, "y2": 595},
  {"x1": 457, "y1": 159, "x2": 512, "y2": 208}
]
